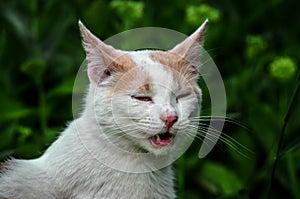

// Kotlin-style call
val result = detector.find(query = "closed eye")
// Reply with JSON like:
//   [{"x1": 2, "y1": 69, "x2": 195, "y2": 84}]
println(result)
[
  {"x1": 131, "y1": 95, "x2": 153, "y2": 102},
  {"x1": 176, "y1": 93, "x2": 191, "y2": 102}
]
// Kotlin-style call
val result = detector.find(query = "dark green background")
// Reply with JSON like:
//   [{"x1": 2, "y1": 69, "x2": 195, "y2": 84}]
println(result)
[{"x1": 0, "y1": 0, "x2": 299, "y2": 198}]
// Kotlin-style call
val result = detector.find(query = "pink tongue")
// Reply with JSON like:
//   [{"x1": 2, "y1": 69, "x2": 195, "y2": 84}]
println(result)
[
  {"x1": 151, "y1": 134, "x2": 172, "y2": 147},
  {"x1": 154, "y1": 139, "x2": 171, "y2": 146}
]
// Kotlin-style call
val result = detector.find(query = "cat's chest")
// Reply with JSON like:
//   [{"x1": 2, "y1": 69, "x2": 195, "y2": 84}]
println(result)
[{"x1": 68, "y1": 166, "x2": 175, "y2": 199}]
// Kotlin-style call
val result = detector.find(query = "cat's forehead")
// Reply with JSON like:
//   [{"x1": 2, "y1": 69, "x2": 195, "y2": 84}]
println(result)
[
  {"x1": 130, "y1": 50, "x2": 182, "y2": 71},
  {"x1": 130, "y1": 51, "x2": 179, "y2": 91},
  {"x1": 112, "y1": 50, "x2": 194, "y2": 96}
]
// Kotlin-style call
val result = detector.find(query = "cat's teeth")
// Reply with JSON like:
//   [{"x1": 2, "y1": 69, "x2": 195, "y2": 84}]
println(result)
[{"x1": 155, "y1": 134, "x2": 161, "y2": 142}]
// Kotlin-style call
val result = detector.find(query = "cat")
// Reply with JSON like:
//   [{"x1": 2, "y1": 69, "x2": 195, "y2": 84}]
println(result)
[{"x1": 0, "y1": 19, "x2": 208, "y2": 199}]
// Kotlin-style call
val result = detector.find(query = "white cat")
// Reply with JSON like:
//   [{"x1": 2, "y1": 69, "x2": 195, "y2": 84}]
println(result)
[{"x1": 0, "y1": 19, "x2": 208, "y2": 199}]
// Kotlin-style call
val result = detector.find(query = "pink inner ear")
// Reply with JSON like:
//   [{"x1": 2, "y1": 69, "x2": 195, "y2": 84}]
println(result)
[
  {"x1": 88, "y1": 66, "x2": 111, "y2": 84},
  {"x1": 88, "y1": 66, "x2": 100, "y2": 84},
  {"x1": 167, "y1": 19, "x2": 208, "y2": 77},
  {"x1": 79, "y1": 22, "x2": 139, "y2": 84}
]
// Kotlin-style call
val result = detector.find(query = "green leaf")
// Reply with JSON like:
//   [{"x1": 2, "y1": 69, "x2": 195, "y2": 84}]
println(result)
[
  {"x1": 245, "y1": 35, "x2": 267, "y2": 60},
  {"x1": 200, "y1": 161, "x2": 243, "y2": 196},
  {"x1": 47, "y1": 77, "x2": 75, "y2": 96},
  {"x1": 186, "y1": 4, "x2": 221, "y2": 26},
  {"x1": 110, "y1": 0, "x2": 144, "y2": 21},
  {"x1": 3, "y1": 6, "x2": 31, "y2": 43},
  {"x1": 280, "y1": 135, "x2": 300, "y2": 157},
  {"x1": 16, "y1": 143, "x2": 41, "y2": 159},
  {"x1": 20, "y1": 58, "x2": 46, "y2": 83},
  {"x1": 0, "y1": 30, "x2": 6, "y2": 62},
  {"x1": 0, "y1": 97, "x2": 34, "y2": 122},
  {"x1": 17, "y1": 126, "x2": 33, "y2": 143},
  {"x1": 43, "y1": 127, "x2": 60, "y2": 144},
  {"x1": 0, "y1": 124, "x2": 16, "y2": 149}
]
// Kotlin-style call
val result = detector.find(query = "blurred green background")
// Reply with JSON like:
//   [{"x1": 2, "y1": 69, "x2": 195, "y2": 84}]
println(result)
[{"x1": 0, "y1": 0, "x2": 299, "y2": 198}]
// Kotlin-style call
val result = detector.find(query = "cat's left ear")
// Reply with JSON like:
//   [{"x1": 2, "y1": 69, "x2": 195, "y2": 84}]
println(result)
[
  {"x1": 169, "y1": 19, "x2": 208, "y2": 79},
  {"x1": 78, "y1": 20, "x2": 133, "y2": 85}
]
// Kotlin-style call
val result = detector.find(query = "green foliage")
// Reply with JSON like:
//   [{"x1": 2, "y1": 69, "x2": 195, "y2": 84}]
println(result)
[
  {"x1": 186, "y1": 4, "x2": 221, "y2": 25},
  {"x1": 110, "y1": 0, "x2": 144, "y2": 29},
  {"x1": 200, "y1": 161, "x2": 243, "y2": 196},
  {"x1": 110, "y1": 0, "x2": 144, "y2": 21},
  {"x1": 269, "y1": 56, "x2": 297, "y2": 81},
  {"x1": 0, "y1": 0, "x2": 300, "y2": 198},
  {"x1": 245, "y1": 35, "x2": 267, "y2": 60}
]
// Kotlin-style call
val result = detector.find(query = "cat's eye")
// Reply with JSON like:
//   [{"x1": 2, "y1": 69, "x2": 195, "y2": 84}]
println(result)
[
  {"x1": 176, "y1": 93, "x2": 190, "y2": 102},
  {"x1": 131, "y1": 96, "x2": 153, "y2": 102}
]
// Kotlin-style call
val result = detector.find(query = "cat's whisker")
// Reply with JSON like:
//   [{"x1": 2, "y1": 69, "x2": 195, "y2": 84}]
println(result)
[
  {"x1": 183, "y1": 130, "x2": 206, "y2": 145},
  {"x1": 197, "y1": 126, "x2": 252, "y2": 158},
  {"x1": 197, "y1": 124, "x2": 252, "y2": 152},
  {"x1": 184, "y1": 130, "x2": 231, "y2": 156},
  {"x1": 189, "y1": 116, "x2": 249, "y2": 130},
  {"x1": 182, "y1": 122, "x2": 253, "y2": 158}
]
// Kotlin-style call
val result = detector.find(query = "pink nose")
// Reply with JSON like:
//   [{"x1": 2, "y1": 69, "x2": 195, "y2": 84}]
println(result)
[{"x1": 164, "y1": 115, "x2": 178, "y2": 129}]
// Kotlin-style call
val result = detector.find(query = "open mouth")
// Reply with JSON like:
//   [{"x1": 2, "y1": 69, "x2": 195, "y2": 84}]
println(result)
[{"x1": 149, "y1": 132, "x2": 175, "y2": 147}]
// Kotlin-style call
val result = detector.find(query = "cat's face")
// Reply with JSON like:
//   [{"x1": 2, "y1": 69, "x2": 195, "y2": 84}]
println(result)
[{"x1": 79, "y1": 21, "x2": 207, "y2": 156}]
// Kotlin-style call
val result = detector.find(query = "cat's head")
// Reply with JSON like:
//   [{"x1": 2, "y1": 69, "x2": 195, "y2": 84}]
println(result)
[{"x1": 79, "y1": 20, "x2": 208, "y2": 156}]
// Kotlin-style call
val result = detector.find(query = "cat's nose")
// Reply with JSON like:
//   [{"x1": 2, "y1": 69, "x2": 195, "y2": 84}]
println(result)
[
  {"x1": 166, "y1": 115, "x2": 178, "y2": 128},
  {"x1": 161, "y1": 114, "x2": 178, "y2": 129}
]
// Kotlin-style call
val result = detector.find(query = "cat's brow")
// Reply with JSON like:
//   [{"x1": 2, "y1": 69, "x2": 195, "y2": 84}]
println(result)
[
  {"x1": 149, "y1": 51, "x2": 190, "y2": 77},
  {"x1": 109, "y1": 66, "x2": 153, "y2": 95},
  {"x1": 109, "y1": 54, "x2": 136, "y2": 72},
  {"x1": 150, "y1": 51, "x2": 179, "y2": 69},
  {"x1": 137, "y1": 83, "x2": 152, "y2": 93}
]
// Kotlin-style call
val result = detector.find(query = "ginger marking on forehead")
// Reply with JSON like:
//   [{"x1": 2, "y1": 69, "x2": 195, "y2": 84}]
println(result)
[
  {"x1": 111, "y1": 66, "x2": 153, "y2": 95},
  {"x1": 150, "y1": 51, "x2": 194, "y2": 79},
  {"x1": 106, "y1": 53, "x2": 136, "y2": 72},
  {"x1": 150, "y1": 51, "x2": 180, "y2": 69}
]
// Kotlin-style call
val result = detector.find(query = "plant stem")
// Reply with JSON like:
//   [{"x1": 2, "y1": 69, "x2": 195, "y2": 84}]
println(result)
[
  {"x1": 267, "y1": 75, "x2": 300, "y2": 196},
  {"x1": 36, "y1": 79, "x2": 47, "y2": 135},
  {"x1": 287, "y1": 154, "x2": 300, "y2": 199},
  {"x1": 39, "y1": 86, "x2": 47, "y2": 134}
]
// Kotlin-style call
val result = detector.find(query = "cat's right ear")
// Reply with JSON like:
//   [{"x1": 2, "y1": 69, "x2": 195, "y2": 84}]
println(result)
[
  {"x1": 169, "y1": 19, "x2": 208, "y2": 80},
  {"x1": 78, "y1": 21, "x2": 127, "y2": 85}
]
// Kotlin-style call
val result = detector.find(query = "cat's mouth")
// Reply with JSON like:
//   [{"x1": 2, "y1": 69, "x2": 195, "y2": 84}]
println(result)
[{"x1": 149, "y1": 132, "x2": 174, "y2": 147}]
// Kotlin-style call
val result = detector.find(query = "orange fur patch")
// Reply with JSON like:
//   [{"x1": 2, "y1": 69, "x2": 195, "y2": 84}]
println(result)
[
  {"x1": 111, "y1": 66, "x2": 153, "y2": 96},
  {"x1": 108, "y1": 53, "x2": 136, "y2": 72},
  {"x1": 150, "y1": 51, "x2": 192, "y2": 78}
]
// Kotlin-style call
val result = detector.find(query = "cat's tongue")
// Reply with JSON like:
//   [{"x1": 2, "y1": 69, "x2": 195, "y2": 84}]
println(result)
[{"x1": 150, "y1": 132, "x2": 174, "y2": 147}]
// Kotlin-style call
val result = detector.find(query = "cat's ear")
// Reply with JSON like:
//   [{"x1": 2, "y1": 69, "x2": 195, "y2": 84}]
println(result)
[
  {"x1": 79, "y1": 21, "x2": 132, "y2": 84},
  {"x1": 169, "y1": 19, "x2": 208, "y2": 79}
]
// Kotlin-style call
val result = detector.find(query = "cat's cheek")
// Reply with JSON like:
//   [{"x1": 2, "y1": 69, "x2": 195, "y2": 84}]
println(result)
[{"x1": 177, "y1": 98, "x2": 199, "y2": 118}]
